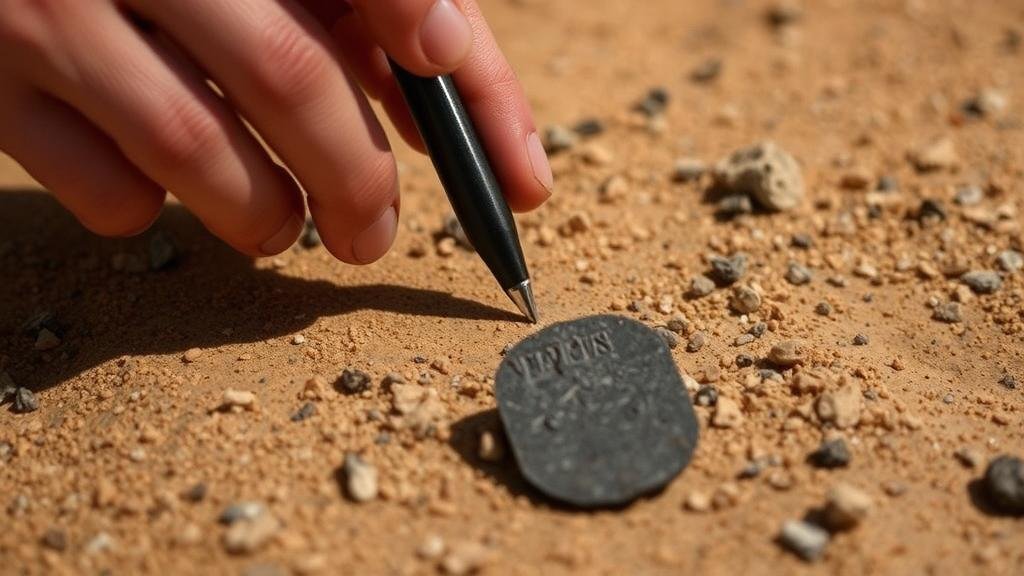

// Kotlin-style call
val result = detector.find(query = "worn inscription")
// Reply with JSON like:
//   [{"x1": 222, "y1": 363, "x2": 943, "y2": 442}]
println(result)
[{"x1": 507, "y1": 329, "x2": 614, "y2": 381}]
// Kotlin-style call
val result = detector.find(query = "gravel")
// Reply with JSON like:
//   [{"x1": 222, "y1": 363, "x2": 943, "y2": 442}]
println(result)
[
  {"x1": 542, "y1": 125, "x2": 577, "y2": 153},
  {"x1": 571, "y1": 118, "x2": 605, "y2": 137},
  {"x1": 712, "y1": 141, "x2": 804, "y2": 211},
  {"x1": 954, "y1": 184, "x2": 984, "y2": 206},
  {"x1": 716, "y1": 194, "x2": 753, "y2": 218},
  {"x1": 785, "y1": 261, "x2": 812, "y2": 285},
  {"x1": 779, "y1": 520, "x2": 829, "y2": 562},
  {"x1": 300, "y1": 219, "x2": 322, "y2": 248},
  {"x1": 343, "y1": 453, "x2": 378, "y2": 503},
  {"x1": 335, "y1": 369, "x2": 372, "y2": 395},
  {"x1": 689, "y1": 274, "x2": 716, "y2": 298},
  {"x1": 823, "y1": 483, "x2": 873, "y2": 530},
  {"x1": 814, "y1": 301, "x2": 832, "y2": 316},
  {"x1": 768, "y1": 340, "x2": 804, "y2": 367},
  {"x1": 708, "y1": 253, "x2": 748, "y2": 286},
  {"x1": 635, "y1": 87, "x2": 670, "y2": 117},
  {"x1": 809, "y1": 438, "x2": 851, "y2": 469},
  {"x1": 983, "y1": 455, "x2": 1024, "y2": 515},
  {"x1": 932, "y1": 302, "x2": 963, "y2": 323},
  {"x1": 960, "y1": 270, "x2": 1002, "y2": 294},
  {"x1": 694, "y1": 385, "x2": 719, "y2": 407},
  {"x1": 686, "y1": 332, "x2": 706, "y2": 353},
  {"x1": 672, "y1": 158, "x2": 707, "y2": 183},
  {"x1": 736, "y1": 353, "x2": 755, "y2": 368},
  {"x1": 996, "y1": 250, "x2": 1023, "y2": 273},
  {"x1": 290, "y1": 402, "x2": 316, "y2": 422},
  {"x1": 916, "y1": 199, "x2": 947, "y2": 222},
  {"x1": 13, "y1": 388, "x2": 38, "y2": 414},
  {"x1": 853, "y1": 333, "x2": 869, "y2": 346},
  {"x1": 730, "y1": 285, "x2": 762, "y2": 314},
  {"x1": 653, "y1": 326, "x2": 679, "y2": 350}
]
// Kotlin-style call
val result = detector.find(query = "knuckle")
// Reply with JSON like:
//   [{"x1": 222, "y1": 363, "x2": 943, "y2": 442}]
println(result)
[
  {"x1": 251, "y1": 16, "x2": 330, "y2": 107},
  {"x1": 145, "y1": 95, "x2": 225, "y2": 177}
]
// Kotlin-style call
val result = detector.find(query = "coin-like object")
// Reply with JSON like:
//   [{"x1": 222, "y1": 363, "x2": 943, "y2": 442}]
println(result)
[{"x1": 495, "y1": 315, "x2": 699, "y2": 507}]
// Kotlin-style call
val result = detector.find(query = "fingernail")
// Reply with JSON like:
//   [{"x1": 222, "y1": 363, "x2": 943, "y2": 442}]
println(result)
[
  {"x1": 260, "y1": 212, "x2": 303, "y2": 255},
  {"x1": 352, "y1": 205, "x2": 398, "y2": 264},
  {"x1": 420, "y1": 0, "x2": 473, "y2": 68},
  {"x1": 526, "y1": 131, "x2": 554, "y2": 196}
]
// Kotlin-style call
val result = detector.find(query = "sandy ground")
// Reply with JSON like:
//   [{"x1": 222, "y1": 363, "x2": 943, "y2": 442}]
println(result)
[{"x1": 2, "y1": 0, "x2": 1024, "y2": 574}]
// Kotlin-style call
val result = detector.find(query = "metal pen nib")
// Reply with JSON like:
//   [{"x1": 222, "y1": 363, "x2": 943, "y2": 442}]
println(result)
[{"x1": 506, "y1": 279, "x2": 539, "y2": 324}]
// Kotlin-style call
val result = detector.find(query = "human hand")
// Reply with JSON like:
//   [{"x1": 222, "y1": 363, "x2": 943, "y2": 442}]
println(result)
[{"x1": 0, "y1": 0, "x2": 552, "y2": 263}]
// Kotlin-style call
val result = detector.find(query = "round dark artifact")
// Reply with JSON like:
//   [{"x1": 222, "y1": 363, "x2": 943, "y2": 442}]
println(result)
[{"x1": 496, "y1": 315, "x2": 699, "y2": 507}]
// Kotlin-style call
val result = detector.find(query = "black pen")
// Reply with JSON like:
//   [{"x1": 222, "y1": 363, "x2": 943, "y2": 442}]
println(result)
[{"x1": 389, "y1": 60, "x2": 538, "y2": 323}]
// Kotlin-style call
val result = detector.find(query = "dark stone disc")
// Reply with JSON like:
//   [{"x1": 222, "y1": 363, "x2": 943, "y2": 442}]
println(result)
[{"x1": 495, "y1": 314, "x2": 699, "y2": 507}]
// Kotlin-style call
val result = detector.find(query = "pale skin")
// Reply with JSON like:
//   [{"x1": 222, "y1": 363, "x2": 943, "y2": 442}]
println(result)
[{"x1": 0, "y1": 0, "x2": 553, "y2": 263}]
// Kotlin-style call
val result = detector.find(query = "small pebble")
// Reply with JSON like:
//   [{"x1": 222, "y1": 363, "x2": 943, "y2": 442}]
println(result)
[
  {"x1": 34, "y1": 328, "x2": 61, "y2": 351},
  {"x1": 13, "y1": 388, "x2": 38, "y2": 413},
  {"x1": 654, "y1": 326, "x2": 679, "y2": 350},
  {"x1": 983, "y1": 455, "x2": 1024, "y2": 515},
  {"x1": 223, "y1": 507, "x2": 281, "y2": 554},
  {"x1": 443, "y1": 213, "x2": 473, "y2": 250},
  {"x1": 853, "y1": 333, "x2": 869, "y2": 346},
  {"x1": 689, "y1": 275, "x2": 716, "y2": 298},
  {"x1": 962, "y1": 88, "x2": 1008, "y2": 118},
  {"x1": 960, "y1": 270, "x2": 1002, "y2": 294},
  {"x1": 478, "y1": 431, "x2": 505, "y2": 462},
  {"x1": 672, "y1": 158, "x2": 707, "y2": 182},
  {"x1": 708, "y1": 253, "x2": 748, "y2": 285},
  {"x1": 635, "y1": 87, "x2": 670, "y2": 117},
  {"x1": 219, "y1": 501, "x2": 265, "y2": 524},
  {"x1": 768, "y1": 340, "x2": 804, "y2": 367},
  {"x1": 716, "y1": 194, "x2": 753, "y2": 218},
  {"x1": 791, "y1": 233, "x2": 814, "y2": 249},
  {"x1": 148, "y1": 231, "x2": 178, "y2": 269},
  {"x1": 730, "y1": 285, "x2": 761, "y2": 314},
  {"x1": 343, "y1": 453, "x2": 378, "y2": 503},
  {"x1": 300, "y1": 218, "x2": 322, "y2": 248},
  {"x1": 996, "y1": 250, "x2": 1023, "y2": 273},
  {"x1": 735, "y1": 354, "x2": 755, "y2": 368},
  {"x1": 932, "y1": 302, "x2": 962, "y2": 323},
  {"x1": 778, "y1": 520, "x2": 829, "y2": 562},
  {"x1": 999, "y1": 373, "x2": 1018, "y2": 390},
  {"x1": 220, "y1": 389, "x2": 257, "y2": 411},
  {"x1": 291, "y1": 334, "x2": 306, "y2": 345},
  {"x1": 909, "y1": 137, "x2": 958, "y2": 172},
  {"x1": 690, "y1": 58, "x2": 722, "y2": 83},
  {"x1": 182, "y1": 483, "x2": 207, "y2": 503},
  {"x1": 543, "y1": 125, "x2": 576, "y2": 153},
  {"x1": 695, "y1": 385, "x2": 718, "y2": 407},
  {"x1": 182, "y1": 347, "x2": 204, "y2": 363},
  {"x1": 823, "y1": 483, "x2": 873, "y2": 530},
  {"x1": 712, "y1": 141, "x2": 804, "y2": 211},
  {"x1": 814, "y1": 302, "x2": 832, "y2": 316},
  {"x1": 916, "y1": 199, "x2": 947, "y2": 222},
  {"x1": 41, "y1": 528, "x2": 68, "y2": 552},
  {"x1": 571, "y1": 118, "x2": 605, "y2": 137},
  {"x1": 335, "y1": 369, "x2": 372, "y2": 394},
  {"x1": 785, "y1": 262, "x2": 812, "y2": 285},
  {"x1": 809, "y1": 438, "x2": 851, "y2": 469},
  {"x1": 711, "y1": 397, "x2": 743, "y2": 428},
  {"x1": 686, "y1": 332, "x2": 706, "y2": 353},
  {"x1": 290, "y1": 402, "x2": 316, "y2": 422},
  {"x1": 954, "y1": 184, "x2": 984, "y2": 206},
  {"x1": 876, "y1": 175, "x2": 899, "y2": 192}
]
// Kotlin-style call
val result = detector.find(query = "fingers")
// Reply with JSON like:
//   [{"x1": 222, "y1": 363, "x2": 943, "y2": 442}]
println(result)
[
  {"x1": 129, "y1": 0, "x2": 400, "y2": 264},
  {"x1": 0, "y1": 86, "x2": 165, "y2": 237},
  {"x1": 449, "y1": 0, "x2": 552, "y2": 212},
  {"x1": 349, "y1": 0, "x2": 474, "y2": 75},
  {"x1": 327, "y1": 1, "x2": 553, "y2": 212},
  {"x1": 26, "y1": 3, "x2": 306, "y2": 256}
]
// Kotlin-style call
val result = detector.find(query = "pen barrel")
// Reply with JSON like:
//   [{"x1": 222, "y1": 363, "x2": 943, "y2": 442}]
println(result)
[{"x1": 390, "y1": 62, "x2": 529, "y2": 291}]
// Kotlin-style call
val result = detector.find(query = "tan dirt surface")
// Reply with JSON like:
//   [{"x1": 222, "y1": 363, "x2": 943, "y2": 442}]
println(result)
[{"x1": 2, "y1": 0, "x2": 1023, "y2": 574}]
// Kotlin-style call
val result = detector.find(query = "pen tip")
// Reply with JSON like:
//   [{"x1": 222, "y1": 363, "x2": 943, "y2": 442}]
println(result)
[{"x1": 506, "y1": 279, "x2": 539, "y2": 324}]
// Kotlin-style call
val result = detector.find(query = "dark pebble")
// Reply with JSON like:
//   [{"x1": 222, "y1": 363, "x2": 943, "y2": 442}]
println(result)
[
  {"x1": 690, "y1": 58, "x2": 722, "y2": 83},
  {"x1": 13, "y1": 388, "x2": 38, "y2": 413},
  {"x1": 983, "y1": 455, "x2": 1024, "y2": 514},
  {"x1": 999, "y1": 373, "x2": 1018, "y2": 390},
  {"x1": 809, "y1": 439, "x2": 851, "y2": 469},
  {"x1": 571, "y1": 118, "x2": 606, "y2": 137},
  {"x1": 182, "y1": 482, "x2": 208, "y2": 503},
  {"x1": 738, "y1": 461, "x2": 763, "y2": 479},
  {"x1": 791, "y1": 233, "x2": 814, "y2": 249},
  {"x1": 749, "y1": 322, "x2": 767, "y2": 338},
  {"x1": 916, "y1": 199, "x2": 947, "y2": 222},
  {"x1": 290, "y1": 402, "x2": 317, "y2": 422},
  {"x1": 814, "y1": 302, "x2": 832, "y2": 316},
  {"x1": 736, "y1": 353, "x2": 755, "y2": 368},
  {"x1": 708, "y1": 253, "x2": 748, "y2": 286},
  {"x1": 876, "y1": 175, "x2": 899, "y2": 192},
  {"x1": 300, "y1": 219, "x2": 322, "y2": 249},
  {"x1": 148, "y1": 231, "x2": 178, "y2": 270},
  {"x1": 694, "y1": 385, "x2": 718, "y2": 407},
  {"x1": 853, "y1": 333, "x2": 869, "y2": 346},
  {"x1": 759, "y1": 369, "x2": 782, "y2": 382},
  {"x1": 41, "y1": 529, "x2": 68, "y2": 552},
  {"x1": 335, "y1": 369, "x2": 372, "y2": 395},
  {"x1": 374, "y1": 432, "x2": 391, "y2": 445},
  {"x1": 635, "y1": 87, "x2": 670, "y2": 117}
]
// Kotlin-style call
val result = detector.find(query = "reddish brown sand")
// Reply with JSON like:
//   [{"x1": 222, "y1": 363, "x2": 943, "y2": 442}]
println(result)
[{"x1": 2, "y1": 0, "x2": 1023, "y2": 574}]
